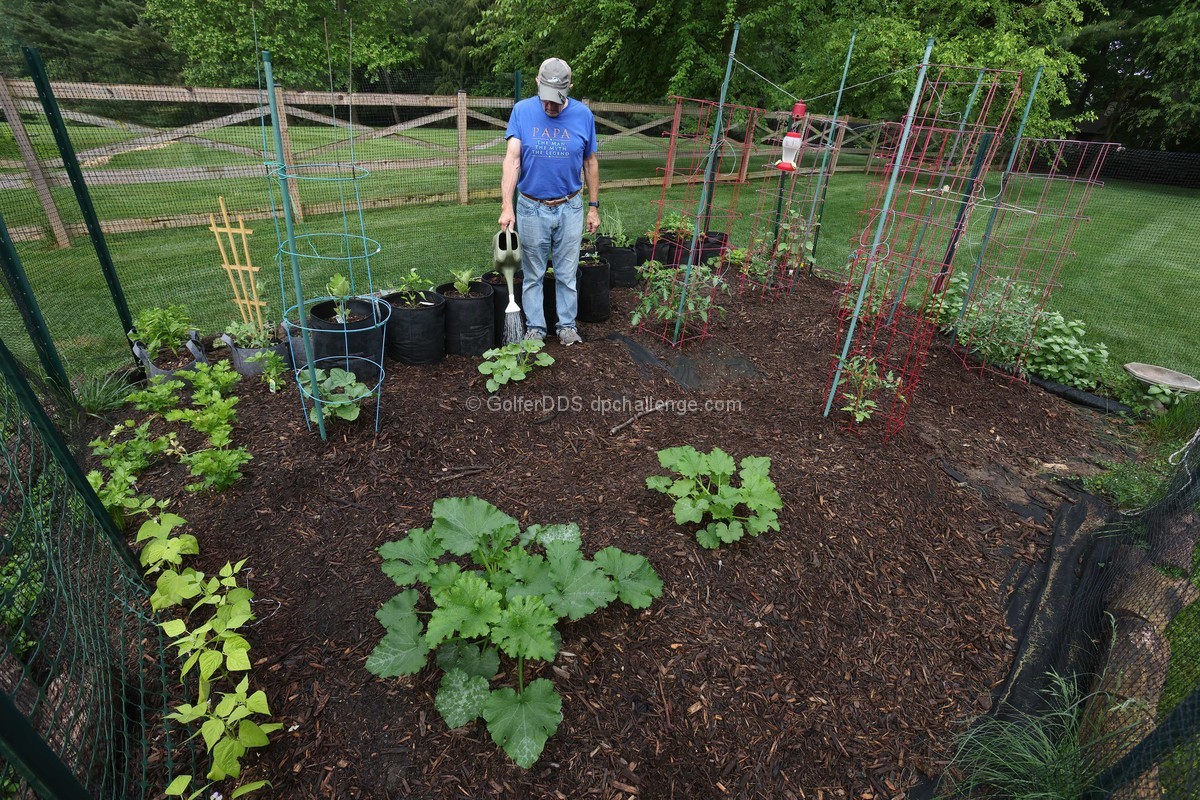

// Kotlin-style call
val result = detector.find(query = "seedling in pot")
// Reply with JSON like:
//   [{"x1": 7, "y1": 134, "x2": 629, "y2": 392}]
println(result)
[
  {"x1": 599, "y1": 207, "x2": 633, "y2": 248},
  {"x1": 327, "y1": 273, "x2": 353, "y2": 323},
  {"x1": 131, "y1": 305, "x2": 192, "y2": 361},
  {"x1": 221, "y1": 320, "x2": 279, "y2": 350},
  {"x1": 389, "y1": 268, "x2": 432, "y2": 308},
  {"x1": 451, "y1": 269, "x2": 476, "y2": 297}
]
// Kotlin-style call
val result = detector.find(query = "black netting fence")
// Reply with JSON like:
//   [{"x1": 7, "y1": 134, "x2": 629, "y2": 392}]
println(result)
[
  {"x1": 931, "y1": 418, "x2": 1200, "y2": 798},
  {"x1": 0, "y1": 337, "x2": 200, "y2": 797}
]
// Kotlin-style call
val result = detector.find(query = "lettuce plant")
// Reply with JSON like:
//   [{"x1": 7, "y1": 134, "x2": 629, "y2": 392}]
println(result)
[{"x1": 366, "y1": 497, "x2": 663, "y2": 768}]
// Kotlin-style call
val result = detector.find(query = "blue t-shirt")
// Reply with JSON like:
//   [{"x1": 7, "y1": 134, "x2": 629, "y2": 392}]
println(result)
[{"x1": 505, "y1": 96, "x2": 598, "y2": 199}]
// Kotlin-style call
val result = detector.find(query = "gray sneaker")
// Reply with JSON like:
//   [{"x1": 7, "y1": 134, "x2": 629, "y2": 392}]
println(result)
[
  {"x1": 557, "y1": 327, "x2": 582, "y2": 346},
  {"x1": 524, "y1": 329, "x2": 545, "y2": 342}
]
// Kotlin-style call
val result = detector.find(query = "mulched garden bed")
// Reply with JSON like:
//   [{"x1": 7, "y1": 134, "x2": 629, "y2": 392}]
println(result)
[{"x1": 113, "y1": 274, "x2": 1118, "y2": 799}]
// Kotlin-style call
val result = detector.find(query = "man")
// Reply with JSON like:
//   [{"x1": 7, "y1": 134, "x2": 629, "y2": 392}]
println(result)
[{"x1": 498, "y1": 57, "x2": 600, "y2": 345}]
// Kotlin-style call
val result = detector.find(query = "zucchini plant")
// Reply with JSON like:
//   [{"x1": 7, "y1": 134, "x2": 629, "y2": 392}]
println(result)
[{"x1": 366, "y1": 497, "x2": 663, "y2": 767}]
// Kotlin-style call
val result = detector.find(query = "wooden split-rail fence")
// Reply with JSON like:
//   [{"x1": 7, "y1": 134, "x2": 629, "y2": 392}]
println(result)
[{"x1": 0, "y1": 75, "x2": 883, "y2": 246}]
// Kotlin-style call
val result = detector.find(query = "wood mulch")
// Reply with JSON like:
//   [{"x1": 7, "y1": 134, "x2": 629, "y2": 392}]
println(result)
[{"x1": 113, "y1": 274, "x2": 1119, "y2": 799}]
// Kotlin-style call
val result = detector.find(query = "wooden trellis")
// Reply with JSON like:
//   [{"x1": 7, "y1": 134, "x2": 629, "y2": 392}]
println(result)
[{"x1": 208, "y1": 196, "x2": 265, "y2": 328}]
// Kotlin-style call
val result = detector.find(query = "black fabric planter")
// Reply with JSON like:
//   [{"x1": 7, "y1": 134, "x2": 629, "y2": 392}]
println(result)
[
  {"x1": 219, "y1": 334, "x2": 288, "y2": 377},
  {"x1": 382, "y1": 290, "x2": 446, "y2": 365},
  {"x1": 699, "y1": 231, "x2": 729, "y2": 267},
  {"x1": 598, "y1": 242, "x2": 638, "y2": 286},
  {"x1": 436, "y1": 281, "x2": 495, "y2": 356},
  {"x1": 653, "y1": 234, "x2": 686, "y2": 266},
  {"x1": 307, "y1": 298, "x2": 389, "y2": 382},
  {"x1": 578, "y1": 258, "x2": 611, "y2": 323},
  {"x1": 482, "y1": 271, "x2": 524, "y2": 344},
  {"x1": 634, "y1": 236, "x2": 653, "y2": 266}
]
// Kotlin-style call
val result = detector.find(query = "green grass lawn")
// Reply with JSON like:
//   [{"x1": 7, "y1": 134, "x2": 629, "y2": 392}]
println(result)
[{"x1": 2, "y1": 119, "x2": 1198, "y2": 381}]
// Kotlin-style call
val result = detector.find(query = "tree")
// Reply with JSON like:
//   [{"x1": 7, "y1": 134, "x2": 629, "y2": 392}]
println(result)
[
  {"x1": 474, "y1": 0, "x2": 1093, "y2": 138},
  {"x1": 0, "y1": 0, "x2": 182, "y2": 83},
  {"x1": 144, "y1": 0, "x2": 421, "y2": 88}
]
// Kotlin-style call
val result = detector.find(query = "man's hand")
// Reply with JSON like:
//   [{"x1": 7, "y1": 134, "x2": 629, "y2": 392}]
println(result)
[
  {"x1": 499, "y1": 209, "x2": 515, "y2": 230},
  {"x1": 586, "y1": 207, "x2": 600, "y2": 234}
]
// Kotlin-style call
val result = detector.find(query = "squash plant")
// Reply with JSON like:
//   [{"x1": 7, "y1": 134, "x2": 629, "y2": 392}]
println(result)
[{"x1": 367, "y1": 497, "x2": 663, "y2": 768}]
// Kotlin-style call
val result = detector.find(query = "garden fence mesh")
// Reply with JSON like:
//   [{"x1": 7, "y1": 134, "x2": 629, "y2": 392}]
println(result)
[
  {"x1": 0, "y1": 338, "x2": 200, "y2": 798},
  {"x1": 936, "y1": 424, "x2": 1200, "y2": 799}
]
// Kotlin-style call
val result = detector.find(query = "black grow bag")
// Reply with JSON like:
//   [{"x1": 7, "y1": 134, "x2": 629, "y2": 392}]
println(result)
[
  {"x1": 382, "y1": 290, "x2": 446, "y2": 365},
  {"x1": 307, "y1": 298, "x2": 389, "y2": 382},
  {"x1": 436, "y1": 281, "x2": 495, "y2": 356},
  {"x1": 634, "y1": 236, "x2": 653, "y2": 266},
  {"x1": 578, "y1": 258, "x2": 611, "y2": 323},
  {"x1": 597, "y1": 239, "x2": 638, "y2": 287}
]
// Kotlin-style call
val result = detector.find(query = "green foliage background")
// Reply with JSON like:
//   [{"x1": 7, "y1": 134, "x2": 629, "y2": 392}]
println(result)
[{"x1": 1, "y1": 0, "x2": 1198, "y2": 146}]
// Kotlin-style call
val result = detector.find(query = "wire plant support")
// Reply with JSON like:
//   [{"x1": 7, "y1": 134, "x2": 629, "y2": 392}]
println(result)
[
  {"x1": 260, "y1": 50, "x2": 387, "y2": 440},
  {"x1": 824, "y1": 41, "x2": 1024, "y2": 439}
]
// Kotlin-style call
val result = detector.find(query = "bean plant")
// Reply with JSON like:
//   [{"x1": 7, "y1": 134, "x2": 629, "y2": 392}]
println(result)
[{"x1": 367, "y1": 497, "x2": 663, "y2": 768}]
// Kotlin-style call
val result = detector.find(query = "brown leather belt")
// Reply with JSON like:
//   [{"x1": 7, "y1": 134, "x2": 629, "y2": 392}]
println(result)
[{"x1": 520, "y1": 189, "x2": 581, "y2": 208}]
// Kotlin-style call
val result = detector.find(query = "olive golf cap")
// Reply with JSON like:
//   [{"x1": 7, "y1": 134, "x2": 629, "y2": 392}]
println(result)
[{"x1": 537, "y1": 58, "x2": 572, "y2": 104}]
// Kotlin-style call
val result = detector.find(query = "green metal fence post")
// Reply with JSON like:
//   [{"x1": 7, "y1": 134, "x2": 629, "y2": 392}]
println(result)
[
  {"x1": 0, "y1": 693, "x2": 91, "y2": 800},
  {"x1": 0, "y1": 332, "x2": 141, "y2": 574},
  {"x1": 809, "y1": 30, "x2": 857, "y2": 266},
  {"x1": 823, "y1": 37, "x2": 936, "y2": 418},
  {"x1": 22, "y1": 47, "x2": 136, "y2": 342},
  {"x1": 0, "y1": 213, "x2": 73, "y2": 400}
]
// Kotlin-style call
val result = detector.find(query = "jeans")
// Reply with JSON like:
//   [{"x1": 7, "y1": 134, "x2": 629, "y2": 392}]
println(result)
[{"x1": 517, "y1": 192, "x2": 583, "y2": 333}]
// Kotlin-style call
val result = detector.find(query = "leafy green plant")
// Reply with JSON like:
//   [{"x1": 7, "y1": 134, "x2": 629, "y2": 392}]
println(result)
[
  {"x1": 0, "y1": 527, "x2": 45, "y2": 657},
  {"x1": 165, "y1": 677, "x2": 277, "y2": 795},
  {"x1": 388, "y1": 268, "x2": 429, "y2": 307},
  {"x1": 189, "y1": 361, "x2": 241, "y2": 398},
  {"x1": 837, "y1": 265, "x2": 893, "y2": 324},
  {"x1": 327, "y1": 273, "x2": 352, "y2": 322},
  {"x1": 1027, "y1": 311, "x2": 1109, "y2": 390},
  {"x1": 646, "y1": 446, "x2": 783, "y2": 549},
  {"x1": 73, "y1": 371, "x2": 132, "y2": 415},
  {"x1": 942, "y1": 671, "x2": 1140, "y2": 800},
  {"x1": 630, "y1": 259, "x2": 727, "y2": 333},
  {"x1": 180, "y1": 447, "x2": 253, "y2": 493},
  {"x1": 366, "y1": 497, "x2": 663, "y2": 768},
  {"x1": 136, "y1": 513, "x2": 199, "y2": 575},
  {"x1": 659, "y1": 211, "x2": 695, "y2": 239},
  {"x1": 247, "y1": 350, "x2": 287, "y2": 393},
  {"x1": 478, "y1": 340, "x2": 555, "y2": 392},
  {"x1": 837, "y1": 354, "x2": 904, "y2": 424},
  {"x1": 296, "y1": 367, "x2": 372, "y2": 424},
  {"x1": 599, "y1": 207, "x2": 633, "y2": 247},
  {"x1": 90, "y1": 419, "x2": 174, "y2": 473},
  {"x1": 167, "y1": 393, "x2": 239, "y2": 447},
  {"x1": 221, "y1": 321, "x2": 278, "y2": 350},
  {"x1": 451, "y1": 268, "x2": 476, "y2": 296},
  {"x1": 132, "y1": 304, "x2": 192, "y2": 357},
  {"x1": 128, "y1": 375, "x2": 185, "y2": 412}
]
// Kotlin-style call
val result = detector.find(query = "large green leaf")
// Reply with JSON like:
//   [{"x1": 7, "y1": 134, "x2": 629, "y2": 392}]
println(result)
[
  {"x1": 705, "y1": 447, "x2": 737, "y2": 481},
  {"x1": 673, "y1": 495, "x2": 708, "y2": 525},
  {"x1": 542, "y1": 542, "x2": 616, "y2": 621},
  {"x1": 435, "y1": 668, "x2": 491, "y2": 729},
  {"x1": 366, "y1": 613, "x2": 430, "y2": 677},
  {"x1": 593, "y1": 547, "x2": 663, "y2": 609},
  {"x1": 503, "y1": 548, "x2": 556, "y2": 600},
  {"x1": 658, "y1": 445, "x2": 704, "y2": 477},
  {"x1": 435, "y1": 640, "x2": 501, "y2": 679},
  {"x1": 491, "y1": 595, "x2": 559, "y2": 661},
  {"x1": 431, "y1": 497, "x2": 520, "y2": 556},
  {"x1": 520, "y1": 522, "x2": 582, "y2": 548},
  {"x1": 375, "y1": 589, "x2": 420, "y2": 630},
  {"x1": 426, "y1": 572, "x2": 503, "y2": 646},
  {"x1": 482, "y1": 679, "x2": 563, "y2": 768},
  {"x1": 379, "y1": 528, "x2": 444, "y2": 587}
]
